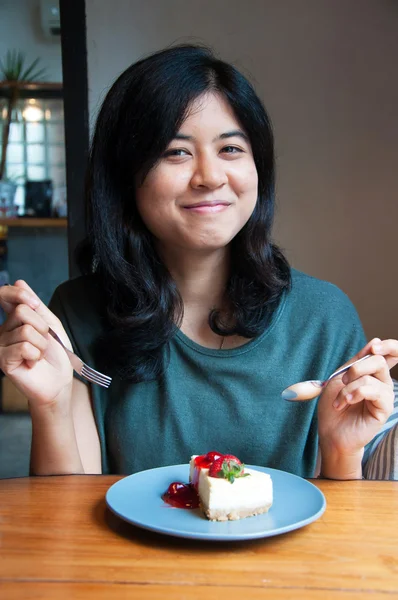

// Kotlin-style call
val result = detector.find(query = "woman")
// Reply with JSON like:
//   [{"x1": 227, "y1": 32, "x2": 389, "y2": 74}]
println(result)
[{"x1": 0, "y1": 45, "x2": 396, "y2": 478}]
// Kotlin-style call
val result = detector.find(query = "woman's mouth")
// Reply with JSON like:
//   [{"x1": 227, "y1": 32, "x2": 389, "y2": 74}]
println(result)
[{"x1": 183, "y1": 201, "x2": 231, "y2": 214}]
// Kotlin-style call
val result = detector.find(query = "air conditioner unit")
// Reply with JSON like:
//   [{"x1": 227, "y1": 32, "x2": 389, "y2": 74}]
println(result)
[{"x1": 40, "y1": 0, "x2": 61, "y2": 40}]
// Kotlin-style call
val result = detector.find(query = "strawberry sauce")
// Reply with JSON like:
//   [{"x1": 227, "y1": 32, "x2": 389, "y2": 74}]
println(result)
[
  {"x1": 161, "y1": 451, "x2": 235, "y2": 509},
  {"x1": 161, "y1": 482, "x2": 200, "y2": 509}
]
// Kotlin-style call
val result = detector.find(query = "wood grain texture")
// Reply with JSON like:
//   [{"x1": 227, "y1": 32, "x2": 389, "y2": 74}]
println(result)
[
  {"x1": 0, "y1": 476, "x2": 397, "y2": 598},
  {"x1": 0, "y1": 582, "x2": 396, "y2": 600}
]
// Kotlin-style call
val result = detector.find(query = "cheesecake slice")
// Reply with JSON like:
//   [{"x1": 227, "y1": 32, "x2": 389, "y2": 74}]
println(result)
[{"x1": 189, "y1": 452, "x2": 273, "y2": 521}]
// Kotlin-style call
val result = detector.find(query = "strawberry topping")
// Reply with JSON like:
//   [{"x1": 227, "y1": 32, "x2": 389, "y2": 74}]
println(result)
[
  {"x1": 194, "y1": 451, "x2": 249, "y2": 484},
  {"x1": 205, "y1": 451, "x2": 224, "y2": 462},
  {"x1": 194, "y1": 451, "x2": 223, "y2": 469},
  {"x1": 208, "y1": 457, "x2": 225, "y2": 477},
  {"x1": 222, "y1": 454, "x2": 241, "y2": 464}
]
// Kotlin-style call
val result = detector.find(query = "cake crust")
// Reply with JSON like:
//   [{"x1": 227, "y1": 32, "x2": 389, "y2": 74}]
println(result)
[{"x1": 203, "y1": 502, "x2": 273, "y2": 522}]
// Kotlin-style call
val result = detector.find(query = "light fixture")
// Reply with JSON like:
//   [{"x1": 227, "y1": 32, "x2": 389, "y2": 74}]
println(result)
[{"x1": 22, "y1": 99, "x2": 44, "y2": 122}]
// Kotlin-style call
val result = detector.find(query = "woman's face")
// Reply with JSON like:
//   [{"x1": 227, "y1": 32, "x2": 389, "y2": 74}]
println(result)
[{"x1": 135, "y1": 93, "x2": 258, "y2": 252}]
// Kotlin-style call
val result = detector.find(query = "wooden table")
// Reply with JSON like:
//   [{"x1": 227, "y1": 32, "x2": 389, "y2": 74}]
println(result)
[{"x1": 0, "y1": 476, "x2": 397, "y2": 599}]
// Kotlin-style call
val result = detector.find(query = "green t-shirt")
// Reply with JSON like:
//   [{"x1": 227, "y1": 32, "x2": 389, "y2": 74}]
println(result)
[{"x1": 49, "y1": 268, "x2": 366, "y2": 476}]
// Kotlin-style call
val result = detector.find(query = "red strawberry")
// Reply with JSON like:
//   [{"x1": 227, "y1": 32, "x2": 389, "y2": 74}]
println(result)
[
  {"x1": 194, "y1": 451, "x2": 223, "y2": 469},
  {"x1": 209, "y1": 456, "x2": 249, "y2": 483},
  {"x1": 205, "y1": 451, "x2": 224, "y2": 463},
  {"x1": 208, "y1": 457, "x2": 225, "y2": 477},
  {"x1": 222, "y1": 454, "x2": 241, "y2": 464}
]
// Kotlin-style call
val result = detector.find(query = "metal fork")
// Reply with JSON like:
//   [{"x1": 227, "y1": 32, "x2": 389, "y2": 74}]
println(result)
[{"x1": 48, "y1": 327, "x2": 112, "y2": 388}]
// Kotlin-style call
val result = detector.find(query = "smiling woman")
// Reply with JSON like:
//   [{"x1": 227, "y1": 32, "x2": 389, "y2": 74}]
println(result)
[
  {"x1": 81, "y1": 44, "x2": 288, "y2": 373},
  {"x1": 136, "y1": 94, "x2": 258, "y2": 254},
  {"x1": 0, "y1": 44, "x2": 396, "y2": 481}
]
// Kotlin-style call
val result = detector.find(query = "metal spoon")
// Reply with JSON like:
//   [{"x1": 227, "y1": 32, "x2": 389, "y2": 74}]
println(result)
[{"x1": 281, "y1": 354, "x2": 372, "y2": 401}]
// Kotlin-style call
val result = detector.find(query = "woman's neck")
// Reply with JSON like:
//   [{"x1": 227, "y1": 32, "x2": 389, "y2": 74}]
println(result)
[
  {"x1": 157, "y1": 243, "x2": 248, "y2": 350},
  {"x1": 159, "y1": 245, "x2": 230, "y2": 311}
]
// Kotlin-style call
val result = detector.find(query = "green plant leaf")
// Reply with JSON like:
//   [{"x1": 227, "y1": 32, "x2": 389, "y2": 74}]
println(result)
[{"x1": 0, "y1": 50, "x2": 47, "y2": 82}]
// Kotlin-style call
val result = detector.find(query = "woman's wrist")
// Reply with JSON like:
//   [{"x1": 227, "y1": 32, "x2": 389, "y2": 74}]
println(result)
[
  {"x1": 319, "y1": 442, "x2": 364, "y2": 480},
  {"x1": 28, "y1": 382, "x2": 73, "y2": 419}
]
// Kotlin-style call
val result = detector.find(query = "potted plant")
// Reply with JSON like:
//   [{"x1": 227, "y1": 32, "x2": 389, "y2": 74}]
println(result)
[{"x1": 0, "y1": 50, "x2": 46, "y2": 213}]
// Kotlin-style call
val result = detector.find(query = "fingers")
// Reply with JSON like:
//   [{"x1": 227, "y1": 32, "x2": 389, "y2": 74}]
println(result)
[
  {"x1": 0, "y1": 316, "x2": 50, "y2": 374},
  {"x1": 0, "y1": 324, "x2": 49, "y2": 354},
  {"x1": 370, "y1": 337, "x2": 398, "y2": 370},
  {"x1": 0, "y1": 281, "x2": 68, "y2": 376},
  {"x1": 1, "y1": 303, "x2": 49, "y2": 336},
  {"x1": 341, "y1": 336, "x2": 398, "y2": 372},
  {"x1": 341, "y1": 353, "x2": 391, "y2": 387},
  {"x1": 327, "y1": 352, "x2": 393, "y2": 420},
  {"x1": 333, "y1": 375, "x2": 394, "y2": 422},
  {"x1": 0, "y1": 281, "x2": 40, "y2": 315},
  {"x1": 0, "y1": 280, "x2": 64, "y2": 338},
  {"x1": 14, "y1": 280, "x2": 60, "y2": 329},
  {"x1": 0, "y1": 341, "x2": 42, "y2": 374}
]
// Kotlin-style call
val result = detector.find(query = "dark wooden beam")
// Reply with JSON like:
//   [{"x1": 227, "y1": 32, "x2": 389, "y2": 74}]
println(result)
[{"x1": 59, "y1": 0, "x2": 88, "y2": 279}]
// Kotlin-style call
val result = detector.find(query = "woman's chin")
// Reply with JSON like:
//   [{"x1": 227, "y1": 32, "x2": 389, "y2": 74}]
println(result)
[
  {"x1": 156, "y1": 228, "x2": 238, "y2": 253},
  {"x1": 180, "y1": 225, "x2": 240, "y2": 251},
  {"x1": 186, "y1": 235, "x2": 235, "y2": 252}
]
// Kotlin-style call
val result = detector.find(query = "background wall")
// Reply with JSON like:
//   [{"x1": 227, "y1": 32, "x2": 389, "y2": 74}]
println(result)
[
  {"x1": 0, "y1": 0, "x2": 62, "y2": 82},
  {"x1": 85, "y1": 0, "x2": 398, "y2": 345}
]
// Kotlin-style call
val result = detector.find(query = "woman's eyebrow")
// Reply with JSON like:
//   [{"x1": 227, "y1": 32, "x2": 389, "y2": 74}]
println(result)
[
  {"x1": 217, "y1": 130, "x2": 249, "y2": 142},
  {"x1": 173, "y1": 130, "x2": 249, "y2": 142}
]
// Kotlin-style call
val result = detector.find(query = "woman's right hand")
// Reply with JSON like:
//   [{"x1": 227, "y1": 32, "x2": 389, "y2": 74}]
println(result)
[{"x1": 0, "y1": 280, "x2": 73, "y2": 408}]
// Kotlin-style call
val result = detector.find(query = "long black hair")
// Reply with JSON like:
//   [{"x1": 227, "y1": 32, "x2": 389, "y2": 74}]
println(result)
[{"x1": 79, "y1": 44, "x2": 291, "y2": 381}]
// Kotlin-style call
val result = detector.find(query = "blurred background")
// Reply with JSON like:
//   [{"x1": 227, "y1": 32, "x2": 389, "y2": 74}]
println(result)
[
  {"x1": 1, "y1": 0, "x2": 397, "y2": 477},
  {"x1": 0, "y1": 0, "x2": 66, "y2": 477},
  {"x1": 0, "y1": 0, "x2": 67, "y2": 306}
]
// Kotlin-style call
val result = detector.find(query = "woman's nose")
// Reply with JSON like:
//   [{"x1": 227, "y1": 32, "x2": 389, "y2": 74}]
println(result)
[{"x1": 190, "y1": 155, "x2": 228, "y2": 190}]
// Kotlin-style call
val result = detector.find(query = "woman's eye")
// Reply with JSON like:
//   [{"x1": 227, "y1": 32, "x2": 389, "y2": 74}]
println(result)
[
  {"x1": 163, "y1": 148, "x2": 189, "y2": 158},
  {"x1": 221, "y1": 146, "x2": 243, "y2": 154}
]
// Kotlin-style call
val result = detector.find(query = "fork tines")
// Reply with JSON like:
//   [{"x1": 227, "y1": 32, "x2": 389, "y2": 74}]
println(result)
[{"x1": 81, "y1": 365, "x2": 112, "y2": 388}]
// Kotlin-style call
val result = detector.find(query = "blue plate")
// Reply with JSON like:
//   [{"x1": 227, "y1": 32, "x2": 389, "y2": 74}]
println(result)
[{"x1": 106, "y1": 464, "x2": 326, "y2": 541}]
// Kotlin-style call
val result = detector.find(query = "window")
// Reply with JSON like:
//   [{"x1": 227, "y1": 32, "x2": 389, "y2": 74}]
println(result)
[{"x1": 0, "y1": 91, "x2": 66, "y2": 215}]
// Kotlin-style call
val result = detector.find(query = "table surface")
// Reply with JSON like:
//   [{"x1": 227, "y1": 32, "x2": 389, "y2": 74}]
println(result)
[{"x1": 0, "y1": 475, "x2": 397, "y2": 599}]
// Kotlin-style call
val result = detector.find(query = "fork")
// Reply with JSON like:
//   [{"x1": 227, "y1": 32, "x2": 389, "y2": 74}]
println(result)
[{"x1": 48, "y1": 327, "x2": 112, "y2": 388}]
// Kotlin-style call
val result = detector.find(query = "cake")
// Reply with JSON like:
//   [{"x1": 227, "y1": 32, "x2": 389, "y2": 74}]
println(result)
[{"x1": 189, "y1": 451, "x2": 273, "y2": 521}]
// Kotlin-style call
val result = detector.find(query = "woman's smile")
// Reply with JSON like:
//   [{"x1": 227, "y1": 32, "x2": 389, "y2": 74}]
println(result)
[{"x1": 182, "y1": 200, "x2": 232, "y2": 214}]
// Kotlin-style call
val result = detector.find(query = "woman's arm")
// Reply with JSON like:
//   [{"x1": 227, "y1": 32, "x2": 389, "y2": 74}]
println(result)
[
  {"x1": 71, "y1": 379, "x2": 102, "y2": 474},
  {"x1": 0, "y1": 280, "x2": 102, "y2": 475},
  {"x1": 319, "y1": 447, "x2": 363, "y2": 479},
  {"x1": 318, "y1": 338, "x2": 398, "y2": 479},
  {"x1": 30, "y1": 378, "x2": 102, "y2": 475}
]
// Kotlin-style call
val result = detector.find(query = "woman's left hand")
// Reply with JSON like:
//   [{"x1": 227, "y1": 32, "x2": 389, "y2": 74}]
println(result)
[{"x1": 317, "y1": 338, "x2": 398, "y2": 478}]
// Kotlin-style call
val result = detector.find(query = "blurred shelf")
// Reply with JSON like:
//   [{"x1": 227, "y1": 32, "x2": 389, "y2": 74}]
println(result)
[
  {"x1": 0, "y1": 82, "x2": 62, "y2": 90},
  {"x1": 0, "y1": 82, "x2": 63, "y2": 99},
  {"x1": 0, "y1": 218, "x2": 67, "y2": 228}
]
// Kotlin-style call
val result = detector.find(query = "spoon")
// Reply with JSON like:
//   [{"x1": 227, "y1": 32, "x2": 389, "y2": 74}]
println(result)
[{"x1": 281, "y1": 354, "x2": 372, "y2": 401}]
